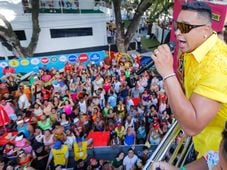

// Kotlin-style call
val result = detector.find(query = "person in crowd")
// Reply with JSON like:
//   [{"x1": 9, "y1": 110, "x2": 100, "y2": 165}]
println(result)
[
  {"x1": 123, "y1": 148, "x2": 138, "y2": 170},
  {"x1": 139, "y1": 146, "x2": 151, "y2": 166},
  {"x1": 114, "y1": 123, "x2": 125, "y2": 144},
  {"x1": 146, "y1": 124, "x2": 163, "y2": 146},
  {"x1": 17, "y1": 89, "x2": 31, "y2": 112},
  {"x1": 43, "y1": 99, "x2": 54, "y2": 116},
  {"x1": 15, "y1": 133, "x2": 32, "y2": 154},
  {"x1": 64, "y1": 128, "x2": 75, "y2": 150},
  {"x1": 16, "y1": 118, "x2": 33, "y2": 139},
  {"x1": 73, "y1": 137, "x2": 90, "y2": 162},
  {"x1": 3, "y1": 143, "x2": 17, "y2": 158},
  {"x1": 107, "y1": 90, "x2": 117, "y2": 109},
  {"x1": 58, "y1": 96, "x2": 74, "y2": 119},
  {"x1": 37, "y1": 114, "x2": 52, "y2": 131},
  {"x1": 58, "y1": 113, "x2": 70, "y2": 129},
  {"x1": 112, "y1": 151, "x2": 125, "y2": 170},
  {"x1": 43, "y1": 129, "x2": 55, "y2": 151},
  {"x1": 74, "y1": 159, "x2": 88, "y2": 170},
  {"x1": 124, "y1": 126, "x2": 136, "y2": 146},
  {"x1": 33, "y1": 102, "x2": 43, "y2": 120},
  {"x1": 31, "y1": 75, "x2": 43, "y2": 103},
  {"x1": 52, "y1": 123, "x2": 67, "y2": 142},
  {"x1": 110, "y1": 131, "x2": 121, "y2": 146},
  {"x1": 105, "y1": 107, "x2": 116, "y2": 121},
  {"x1": 16, "y1": 82, "x2": 31, "y2": 102},
  {"x1": 89, "y1": 157, "x2": 102, "y2": 170},
  {"x1": 52, "y1": 95, "x2": 61, "y2": 109},
  {"x1": 17, "y1": 149, "x2": 32, "y2": 168},
  {"x1": 136, "y1": 120, "x2": 147, "y2": 144},
  {"x1": 31, "y1": 141, "x2": 49, "y2": 169},
  {"x1": 125, "y1": 115, "x2": 135, "y2": 130},
  {"x1": 1, "y1": 99, "x2": 17, "y2": 121},
  {"x1": 152, "y1": 1, "x2": 227, "y2": 158},
  {"x1": 46, "y1": 140, "x2": 69, "y2": 169},
  {"x1": 33, "y1": 127, "x2": 43, "y2": 143},
  {"x1": 141, "y1": 90, "x2": 150, "y2": 107}
]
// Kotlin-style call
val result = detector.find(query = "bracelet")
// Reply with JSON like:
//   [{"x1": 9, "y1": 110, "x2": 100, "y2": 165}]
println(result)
[{"x1": 163, "y1": 73, "x2": 176, "y2": 81}]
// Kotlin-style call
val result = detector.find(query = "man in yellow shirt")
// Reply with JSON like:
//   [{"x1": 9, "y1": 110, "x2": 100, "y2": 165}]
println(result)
[{"x1": 152, "y1": 0, "x2": 227, "y2": 166}]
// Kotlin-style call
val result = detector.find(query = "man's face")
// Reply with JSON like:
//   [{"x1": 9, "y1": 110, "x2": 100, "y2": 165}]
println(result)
[
  {"x1": 175, "y1": 10, "x2": 210, "y2": 53},
  {"x1": 128, "y1": 150, "x2": 134, "y2": 158}
]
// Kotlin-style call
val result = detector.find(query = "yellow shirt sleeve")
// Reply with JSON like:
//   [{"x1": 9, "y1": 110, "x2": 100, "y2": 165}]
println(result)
[{"x1": 194, "y1": 70, "x2": 227, "y2": 103}]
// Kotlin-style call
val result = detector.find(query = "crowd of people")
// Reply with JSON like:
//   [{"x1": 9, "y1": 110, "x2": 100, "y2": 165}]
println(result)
[{"x1": 0, "y1": 55, "x2": 175, "y2": 169}]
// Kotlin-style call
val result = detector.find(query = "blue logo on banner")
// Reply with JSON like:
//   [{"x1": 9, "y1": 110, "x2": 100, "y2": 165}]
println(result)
[
  {"x1": 90, "y1": 53, "x2": 100, "y2": 62},
  {"x1": 68, "y1": 55, "x2": 77, "y2": 63},
  {"x1": 51, "y1": 56, "x2": 58, "y2": 62}
]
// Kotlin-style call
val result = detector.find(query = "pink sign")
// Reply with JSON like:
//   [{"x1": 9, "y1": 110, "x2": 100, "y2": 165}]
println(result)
[{"x1": 207, "y1": 1, "x2": 227, "y2": 32}]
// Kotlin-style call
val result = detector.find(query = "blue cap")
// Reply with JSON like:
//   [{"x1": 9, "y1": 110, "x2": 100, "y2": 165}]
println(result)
[
  {"x1": 59, "y1": 81, "x2": 65, "y2": 87},
  {"x1": 53, "y1": 140, "x2": 62, "y2": 149}
]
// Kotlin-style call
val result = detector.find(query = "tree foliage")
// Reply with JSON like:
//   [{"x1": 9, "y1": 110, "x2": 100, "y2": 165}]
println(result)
[
  {"x1": 148, "y1": 0, "x2": 173, "y2": 23},
  {"x1": 0, "y1": 0, "x2": 40, "y2": 58}
]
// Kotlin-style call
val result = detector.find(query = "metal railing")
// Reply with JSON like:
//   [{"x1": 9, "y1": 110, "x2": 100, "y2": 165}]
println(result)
[{"x1": 143, "y1": 121, "x2": 193, "y2": 169}]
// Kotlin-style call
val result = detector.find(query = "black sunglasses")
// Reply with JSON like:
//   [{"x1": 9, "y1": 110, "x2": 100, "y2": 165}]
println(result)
[{"x1": 174, "y1": 21, "x2": 207, "y2": 34}]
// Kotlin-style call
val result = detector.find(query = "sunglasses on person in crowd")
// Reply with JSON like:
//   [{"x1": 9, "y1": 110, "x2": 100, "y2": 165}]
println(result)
[{"x1": 174, "y1": 21, "x2": 207, "y2": 34}]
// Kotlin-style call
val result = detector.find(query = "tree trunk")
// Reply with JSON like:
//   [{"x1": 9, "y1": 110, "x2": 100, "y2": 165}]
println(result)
[
  {"x1": 113, "y1": 0, "x2": 126, "y2": 52},
  {"x1": 124, "y1": 0, "x2": 152, "y2": 50},
  {"x1": 22, "y1": 0, "x2": 40, "y2": 57},
  {"x1": 0, "y1": 0, "x2": 40, "y2": 58},
  {"x1": 113, "y1": 0, "x2": 152, "y2": 53}
]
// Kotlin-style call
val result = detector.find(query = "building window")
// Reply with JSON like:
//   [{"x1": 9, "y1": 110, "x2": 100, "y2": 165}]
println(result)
[
  {"x1": 50, "y1": 28, "x2": 93, "y2": 38},
  {"x1": 14, "y1": 30, "x2": 26, "y2": 40}
]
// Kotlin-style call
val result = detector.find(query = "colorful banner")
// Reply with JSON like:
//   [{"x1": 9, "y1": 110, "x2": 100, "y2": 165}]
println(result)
[{"x1": 0, "y1": 50, "x2": 105, "y2": 76}]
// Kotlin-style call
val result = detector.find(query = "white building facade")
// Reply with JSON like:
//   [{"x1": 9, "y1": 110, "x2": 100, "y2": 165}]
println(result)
[{"x1": 0, "y1": 0, "x2": 108, "y2": 58}]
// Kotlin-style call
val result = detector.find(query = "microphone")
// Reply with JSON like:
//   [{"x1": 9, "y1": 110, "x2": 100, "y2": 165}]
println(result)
[{"x1": 136, "y1": 41, "x2": 176, "y2": 75}]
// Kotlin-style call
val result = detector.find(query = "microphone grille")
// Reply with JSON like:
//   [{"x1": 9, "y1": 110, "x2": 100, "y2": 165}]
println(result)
[{"x1": 168, "y1": 41, "x2": 176, "y2": 52}]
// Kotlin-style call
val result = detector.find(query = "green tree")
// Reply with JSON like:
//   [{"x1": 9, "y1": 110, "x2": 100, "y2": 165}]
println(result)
[
  {"x1": 148, "y1": 0, "x2": 173, "y2": 23},
  {"x1": 0, "y1": 0, "x2": 40, "y2": 58},
  {"x1": 112, "y1": 0, "x2": 173, "y2": 52}
]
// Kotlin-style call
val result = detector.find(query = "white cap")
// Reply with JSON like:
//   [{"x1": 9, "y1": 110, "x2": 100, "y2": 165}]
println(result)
[
  {"x1": 15, "y1": 134, "x2": 23, "y2": 141},
  {"x1": 73, "y1": 118, "x2": 80, "y2": 124}
]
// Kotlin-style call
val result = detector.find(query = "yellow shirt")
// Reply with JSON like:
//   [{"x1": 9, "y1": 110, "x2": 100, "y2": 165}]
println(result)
[
  {"x1": 52, "y1": 145, "x2": 68, "y2": 166},
  {"x1": 73, "y1": 141, "x2": 87, "y2": 161},
  {"x1": 183, "y1": 33, "x2": 227, "y2": 158}
]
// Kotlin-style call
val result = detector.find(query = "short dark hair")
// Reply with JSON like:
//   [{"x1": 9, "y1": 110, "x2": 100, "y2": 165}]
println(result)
[
  {"x1": 182, "y1": 1, "x2": 212, "y2": 22},
  {"x1": 128, "y1": 148, "x2": 134, "y2": 153}
]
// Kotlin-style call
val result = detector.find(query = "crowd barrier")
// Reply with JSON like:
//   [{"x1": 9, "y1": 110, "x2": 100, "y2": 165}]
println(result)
[{"x1": 65, "y1": 144, "x2": 157, "y2": 168}]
